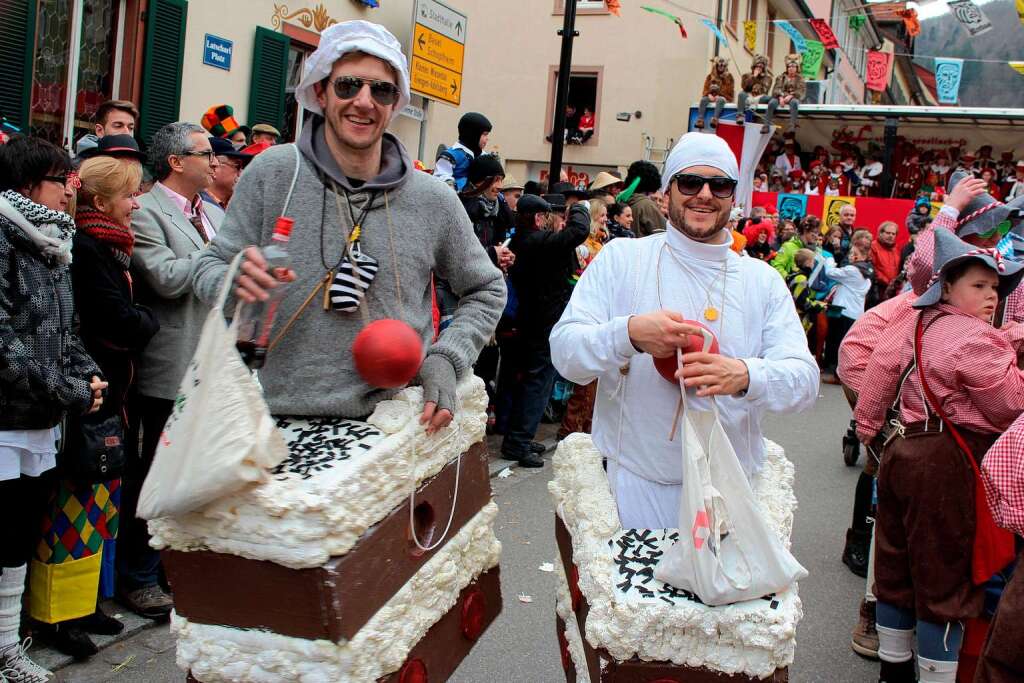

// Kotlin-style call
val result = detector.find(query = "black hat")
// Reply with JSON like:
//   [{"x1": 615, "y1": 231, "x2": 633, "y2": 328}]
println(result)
[
  {"x1": 550, "y1": 181, "x2": 588, "y2": 199},
  {"x1": 458, "y1": 113, "x2": 492, "y2": 155},
  {"x1": 542, "y1": 193, "x2": 567, "y2": 211},
  {"x1": 209, "y1": 136, "x2": 254, "y2": 160},
  {"x1": 78, "y1": 134, "x2": 146, "y2": 162},
  {"x1": 625, "y1": 160, "x2": 662, "y2": 194},
  {"x1": 523, "y1": 180, "x2": 543, "y2": 196},
  {"x1": 517, "y1": 194, "x2": 552, "y2": 215},
  {"x1": 466, "y1": 153, "x2": 505, "y2": 186}
]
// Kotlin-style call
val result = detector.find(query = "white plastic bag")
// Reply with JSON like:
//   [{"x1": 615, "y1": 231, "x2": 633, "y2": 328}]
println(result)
[
  {"x1": 138, "y1": 253, "x2": 287, "y2": 519},
  {"x1": 654, "y1": 342, "x2": 807, "y2": 606}
]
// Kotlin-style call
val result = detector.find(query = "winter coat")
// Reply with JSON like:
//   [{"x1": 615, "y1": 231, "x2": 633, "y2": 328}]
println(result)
[
  {"x1": 71, "y1": 232, "x2": 160, "y2": 425},
  {"x1": 509, "y1": 203, "x2": 590, "y2": 336},
  {"x1": 461, "y1": 194, "x2": 512, "y2": 266},
  {"x1": 626, "y1": 193, "x2": 666, "y2": 237},
  {"x1": 0, "y1": 212, "x2": 98, "y2": 429}
]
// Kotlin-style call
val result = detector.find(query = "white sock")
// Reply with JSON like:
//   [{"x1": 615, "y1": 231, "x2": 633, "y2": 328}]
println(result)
[
  {"x1": 0, "y1": 564, "x2": 26, "y2": 652},
  {"x1": 918, "y1": 655, "x2": 957, "y2": 683},
  {"x1": 876, "y1": 624, "x2": 915, "y2": 663}
]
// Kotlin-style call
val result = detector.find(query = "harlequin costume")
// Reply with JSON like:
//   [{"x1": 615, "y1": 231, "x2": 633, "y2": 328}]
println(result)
[
  {"x1": 695, "y1": 57, "x2": 735, "y2": 131},
  {"x1": 873, "y1": 230, "x2": 1024, "y2": 683}
]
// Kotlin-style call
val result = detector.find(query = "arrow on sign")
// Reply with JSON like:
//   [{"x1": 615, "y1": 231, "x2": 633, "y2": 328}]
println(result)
[
  {"x1": 456, "y1": 20, "x2": 463, "y2": 36},
  {"x1": 418, "y1": 32, "x2": 426, "y2": 49},
  {"x1": 451, "y1": 80, "x2": 458, "y2": 95}
]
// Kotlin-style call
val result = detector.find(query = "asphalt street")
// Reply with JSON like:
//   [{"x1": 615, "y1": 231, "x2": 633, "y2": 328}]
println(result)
[{"x1": 53, "y1": 382, "x2": 878, "y2": 682}]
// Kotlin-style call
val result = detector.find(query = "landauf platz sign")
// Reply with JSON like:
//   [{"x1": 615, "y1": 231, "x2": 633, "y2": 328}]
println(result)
[
  {"x1": 410, "y1": 0, "x2": 467, "y2": 106},
  {"x1": 203, "y1": 34, "x2": 233, "y2": 71}
]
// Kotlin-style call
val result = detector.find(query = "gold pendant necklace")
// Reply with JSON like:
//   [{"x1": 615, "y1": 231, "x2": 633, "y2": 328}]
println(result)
[
  {"x1": 704, "y1": 306, "x2": 719, "y2": 322},
  {"x1": 663, "y1": 245, "x2": 729, "y2": 323}
]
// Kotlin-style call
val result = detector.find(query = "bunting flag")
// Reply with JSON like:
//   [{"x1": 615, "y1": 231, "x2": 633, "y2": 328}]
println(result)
[
  {"x1": 947, "y1": 0, "x2": 993, "y2": 36},
  {"x1": 801, "y1": 40, "x2": 825, "y2": 79},
  {"x1": 1018, "y1": 0, "x2": 1024, "y2": 26},
  {"x1": 808, "y1": 18, "x2": 839, "y2": 49},
  {"x1": 774, "y1": 20, "x2": 807, "y2": 54},
  {"x1": 934, "y1": 57, "x2": 964, "y2": 104},
  {"x1": 641, "y1": 6, "x2": 687, "y2": 38},
  {"x1": 1009, "y1": 61, "x2": 1024, "y2": 77},
  {"x1": 743, "y1": 20, "x2": 757, "y2": 52},
  {"x1": 823, "y1": 196, "x2": 856, "y2": 229},
  {"x1": 701, "y1": 18, "x2": 729, "y2": 46},
  {"x1": 606, "y1": 0, "x2": 621, "y2": 16},
  {"x1": 849, "y1": 15, "x2": 866, "y2": 31},
  {"x1": 900, "y1": 9, "x2": 921, "y2": 37},
  {"x1": 777, "y1": 193, "x2": 808, "y2": 222},
  {"x1": 866, "y1": 50, "x2": 893, "y2": 92}
]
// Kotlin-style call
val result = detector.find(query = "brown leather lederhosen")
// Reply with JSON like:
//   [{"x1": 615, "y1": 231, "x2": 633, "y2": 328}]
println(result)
[{"x1": 975, "y1": 548, "x2": 1024, "y2": 682}]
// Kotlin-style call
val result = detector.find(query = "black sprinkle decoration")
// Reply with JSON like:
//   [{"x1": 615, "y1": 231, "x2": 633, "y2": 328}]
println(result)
[{"x1": 272, "y1": 417, "x2": 383, "y2": 480}]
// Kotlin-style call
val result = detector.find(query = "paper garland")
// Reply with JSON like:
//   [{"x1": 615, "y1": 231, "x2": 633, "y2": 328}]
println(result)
[
  {"x1": 777, "y1": 193, "x2": 808, "y2": 222},
  {"x1": 701, "y1": 18, "x2": 729, "y2": 47},
  {"x1": 1010, "y1": 62, "x2": 1024, "y2": 77},
  {"x1": 947, "y1": 0, "x2": 993, "y2": 37},
  {"x1": 1018, "y1": 0, "x2": 1024, "y2": 27},
  {"x1": 801, "y1": 40, "x2": 825, "y2": 79},
  {"x1": 823, "y1": 196, "x2": 855, "y2": 230},
  {"x1": 866, "y1": 50, "x2": 893, "y2": 92},
  {"x1": 743, "y1": 20, "x2": 757, "y2": 52},
  {"x1": 774, "y1": 20, "x2": 807, "y2": 54},
  {"x1": 933, "y1": 57, "x2": 964, "y2": 104},
  {"x1": 849, "y1": 15, "x2": 866, "y2": 32},
  {"x1": 808, "y1": 18, "x2": 839, "y2": 49},
  {"x1": 641, "y1": 5, "x2": 687, "y2": 38}
]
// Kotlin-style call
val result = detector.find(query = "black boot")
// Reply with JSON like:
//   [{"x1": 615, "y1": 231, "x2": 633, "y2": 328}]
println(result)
[
  {"x1": 52, "y1": 622, "x2": 99, "y2": 660},
  {"x1": 842, "y1": 527, "x2": 871, "y2": 578},
  {"x1": 878, "y1": 658, "x2": 916, "y2": 683},
  {"x1": 76, "y1": 609, "x2": 125, "y2": 636}
]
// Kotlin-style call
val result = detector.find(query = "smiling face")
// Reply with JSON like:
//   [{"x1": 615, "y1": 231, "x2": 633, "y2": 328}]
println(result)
[
  {"x1": 667, "y1": 164, "x2": 734, "y2": 243},
  {"x1": 620, "y1": 205, "x2": 633, "y2": 228},
  {"x1": 28, "y1": 173, "x2": 73, "y2": 213},
  {"x1": 942, "y1": 261, "x2": 999, "y2": 321},
  {"x1": 95, "y1": 188, "x2": 140, "y2": 227},
  {"x1": 314, "y1": 52, "x2": 397, "y2": 155},
  {"x1": 839, "y1": 205, "x2": 856, "y2": 228}
]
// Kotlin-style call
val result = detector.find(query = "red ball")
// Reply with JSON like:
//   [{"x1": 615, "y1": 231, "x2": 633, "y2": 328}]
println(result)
[
  {"x1": 652, "y1": 320, "x2": 720, "y2": 384},
  {"x1": 351, "y1": 319, "x2": 424, "y2": 389}
]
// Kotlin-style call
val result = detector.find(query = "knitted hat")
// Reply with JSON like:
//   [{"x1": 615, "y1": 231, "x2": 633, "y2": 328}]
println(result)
[
  {"x1": 296, "y1": 20, "x2": 411, "y2": 122},
  {"x1": 914, "y1": 229, "x2": 1024, "y2": 307},
  {"x1": 946, "y1": 170, "x2": 1024, "y2": 237},
  {"x1": 466, "y1": 154, "x2": 504, "y2": 186},
  {"x1": 458, "y1": 113, "x2": 492, "y2": 156},
  {"x1": 661, "y1": 132, "x2": 739, "y2": 193},
  {"x1": 201, "y1": 104, "x2": 243, "y2": 138}
]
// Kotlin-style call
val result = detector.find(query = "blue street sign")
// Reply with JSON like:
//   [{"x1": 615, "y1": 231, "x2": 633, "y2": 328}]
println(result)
[{"x1": 203, "y1": 34, "x2": 233, "y2": 71}]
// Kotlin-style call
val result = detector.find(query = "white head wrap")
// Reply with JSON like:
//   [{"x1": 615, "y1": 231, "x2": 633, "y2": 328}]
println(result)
[
  {"x1": 660, "y1": 132, "x2": 740, "y2": 192},
  {"x1": 296, "y1": 20, "x2": 411, "y2": 122}
]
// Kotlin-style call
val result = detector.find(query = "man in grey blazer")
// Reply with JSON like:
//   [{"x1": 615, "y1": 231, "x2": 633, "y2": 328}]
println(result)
[{"x1": 119, "y1": 122, "x2": 223, "y2": 619}]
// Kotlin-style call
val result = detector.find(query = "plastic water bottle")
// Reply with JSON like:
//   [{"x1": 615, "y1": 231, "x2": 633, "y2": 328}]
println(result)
[{"x1": 235, "y1": 216, "x2": 293, "y2": 369}]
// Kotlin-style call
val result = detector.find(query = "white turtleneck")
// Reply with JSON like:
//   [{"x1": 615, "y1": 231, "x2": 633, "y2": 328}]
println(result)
[{"x1": 550, "y1": 224, "x2": 819, "y2": 527}]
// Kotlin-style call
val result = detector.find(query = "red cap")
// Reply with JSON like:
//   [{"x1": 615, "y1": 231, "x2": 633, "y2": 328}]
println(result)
[{"x1": 273, "y1": 216, "x2": 294, "y2": 238}]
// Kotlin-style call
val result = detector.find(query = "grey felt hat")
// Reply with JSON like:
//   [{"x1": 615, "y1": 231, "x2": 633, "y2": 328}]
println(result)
[
  {"x1": 914, "y1": 228, "x2": 1024, "y2": 308},
  {"x1": 946, "y1": 170, "x2": 1024, "y2": 238}
]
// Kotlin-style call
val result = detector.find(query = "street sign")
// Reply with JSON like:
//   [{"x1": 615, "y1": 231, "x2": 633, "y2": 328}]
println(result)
[
  {"x1": 410, "y1": 0, "x2": 466, "y2": 106},
  {"x1": 203, "y1": 34, "x2": 233, "y2": 71}
]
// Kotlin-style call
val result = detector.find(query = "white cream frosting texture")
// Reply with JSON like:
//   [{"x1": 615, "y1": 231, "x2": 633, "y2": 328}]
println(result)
[
  {"x1": 150, "y1": 376, "x2": 488, "y2": 569},
  {"x1": 548, "y1": 433, "x2": 803, "y2": 679},
  {"x1": 172, "y1": 501, "x2": 500, "y2": 683}
]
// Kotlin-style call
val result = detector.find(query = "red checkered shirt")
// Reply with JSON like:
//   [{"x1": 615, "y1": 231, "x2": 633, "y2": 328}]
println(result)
[
  {"x1": 839, "y1": 290, "x2": 916, "y2": 394},
  {"x1": 897, "y1": 304, "x2": 1024, "y2": 433},
  {"x1": 981, "y1": 412, "x2": 1024, "y2": 536},
  {"x1": 909, "y1": 205, "x2": 1024, "y2": 324}
]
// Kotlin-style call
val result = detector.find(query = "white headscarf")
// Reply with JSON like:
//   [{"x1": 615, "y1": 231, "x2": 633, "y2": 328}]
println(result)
[
  {"x1": 660, "y1": 132, "x2": 739, "y2": 192},
  {"x1": 296, "y1": 20, "x2": 411, "y2": 122}
]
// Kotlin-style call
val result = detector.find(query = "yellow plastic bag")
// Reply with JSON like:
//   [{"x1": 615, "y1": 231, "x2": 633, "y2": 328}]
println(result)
[{"x1": 28, "y1": 552, "x2": 102, "y2": 623}]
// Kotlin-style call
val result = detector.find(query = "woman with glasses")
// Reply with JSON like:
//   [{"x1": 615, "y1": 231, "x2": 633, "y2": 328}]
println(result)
[
  {"x1": 28, "y1": 154, "x2": 160, "y2": 661},
  {"x1": 0, "y1": 135, "x2": 104, "y2": 682}
]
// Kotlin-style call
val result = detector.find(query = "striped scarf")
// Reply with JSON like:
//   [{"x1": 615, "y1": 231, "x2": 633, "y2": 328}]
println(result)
[{"x1": 75, "y1": 208, "x2": 134, "y2": 268}]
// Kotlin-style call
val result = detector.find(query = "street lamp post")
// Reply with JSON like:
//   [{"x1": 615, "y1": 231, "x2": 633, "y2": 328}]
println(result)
[{"x1": 548, "y1": 0, "x2": 579, "y2": 192}]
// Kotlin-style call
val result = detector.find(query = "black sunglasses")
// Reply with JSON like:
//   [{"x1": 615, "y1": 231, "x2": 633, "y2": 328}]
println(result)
[
  {"x1": 672, "y1": 173, "x2": 738, "y2": 199},
  {"x1": 42, "y1": 175, "x2": 69, "y2": 186},
  {"x1": 330, "y1": 76, "x2": 400, "y2": 106}
]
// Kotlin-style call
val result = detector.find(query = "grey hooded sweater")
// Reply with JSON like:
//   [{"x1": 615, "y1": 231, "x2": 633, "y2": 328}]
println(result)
[{"x1": 191, "y1": 116, "x2": 505, "y2": 418}]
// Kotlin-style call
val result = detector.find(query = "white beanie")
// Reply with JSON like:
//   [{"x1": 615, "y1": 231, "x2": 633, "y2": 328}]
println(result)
[
  {"x1": 296, "y1": 20, "x2": 411, "y2": 122},
  {"x1": 660, "y1": 132, "x2": 740, "y2": 192}
]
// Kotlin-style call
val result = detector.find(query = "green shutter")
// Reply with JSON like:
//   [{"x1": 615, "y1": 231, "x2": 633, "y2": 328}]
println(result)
[
  {"x1": 138, "y1": 0, "x2": 188, "y2": 147},
  {"x1": 247, "y1": 27, "x2": 290, "y2": 133},
  {"x1": 0, "y1": 0, "x2": 37, "y2": 130}
]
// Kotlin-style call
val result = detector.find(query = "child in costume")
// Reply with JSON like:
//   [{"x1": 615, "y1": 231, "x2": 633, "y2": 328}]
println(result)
[
  {"x1": 768, "y1": 54, "x2": 805, "y2": 133},
  {"x1": 786, "y1": 248, "x2": 826, "y2": 334},
  {"x1": 737, "y1": 54, "x2": 773, "y2": 132},
  {"x1": 434, "y1": 112, "x2": 492, "y2": 191},
  {"x1": 873, "y1": 229, "x2": 1024, "y2": 683}
]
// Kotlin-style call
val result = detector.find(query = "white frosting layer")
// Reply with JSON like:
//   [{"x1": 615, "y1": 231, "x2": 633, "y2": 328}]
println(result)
[
  {"x1": 150, "y1": 377, "x2": 488, "y2": 568},
  {"x1": 172, "y1": 501, "x2": 500, "y2": 683},
  {"x1": 555, "y1": 566, "x2": 590, "y2": 683},
  {"x1": 548, "y1": 433, "x2": 803, "y2": 679}
]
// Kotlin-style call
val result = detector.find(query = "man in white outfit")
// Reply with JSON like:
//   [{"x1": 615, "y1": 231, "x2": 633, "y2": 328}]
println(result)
[{"x1": 550, "y1": 133, "x2": 819, "y2": 528}]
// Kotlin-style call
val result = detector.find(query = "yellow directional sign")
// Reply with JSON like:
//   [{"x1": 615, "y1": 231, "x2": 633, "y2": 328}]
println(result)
[
  {"x1": 410, "y1": 0, "x2": 467, "y2": 106},
  {"x1": 410, "y1": 56, "x2": 463, "y2": 106}
]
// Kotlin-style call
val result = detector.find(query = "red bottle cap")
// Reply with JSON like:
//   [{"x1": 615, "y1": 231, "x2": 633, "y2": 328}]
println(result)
[{"x1": 273, "y1": 216, "x2": 294, "y2": 239}]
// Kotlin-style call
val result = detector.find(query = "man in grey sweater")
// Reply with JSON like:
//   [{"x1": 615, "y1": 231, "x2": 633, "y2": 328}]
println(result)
[{"x1": 191, "y1": 21, "x2": 504, "y2": 430}]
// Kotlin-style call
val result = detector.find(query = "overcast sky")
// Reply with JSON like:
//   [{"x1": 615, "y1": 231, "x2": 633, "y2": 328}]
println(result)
[{"x1": 908, "y1": 0, "x2": 1001, "y2": 21}]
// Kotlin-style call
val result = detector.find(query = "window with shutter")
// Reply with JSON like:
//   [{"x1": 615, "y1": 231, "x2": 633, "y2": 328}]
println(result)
[
  {"x1": 138, "y1": 0, "x2": 187, "y2": 147},
  {"x1": 248, "y1": 27, "x2": 290, "y2": 134},
  {"x1": 0, "y1": 0, "x2": 37, "y2": 130}
]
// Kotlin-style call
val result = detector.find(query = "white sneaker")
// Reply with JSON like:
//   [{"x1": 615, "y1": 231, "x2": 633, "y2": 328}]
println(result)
[{"x1": 0, "y1": 639, "x2": 52, "y2": 683}]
